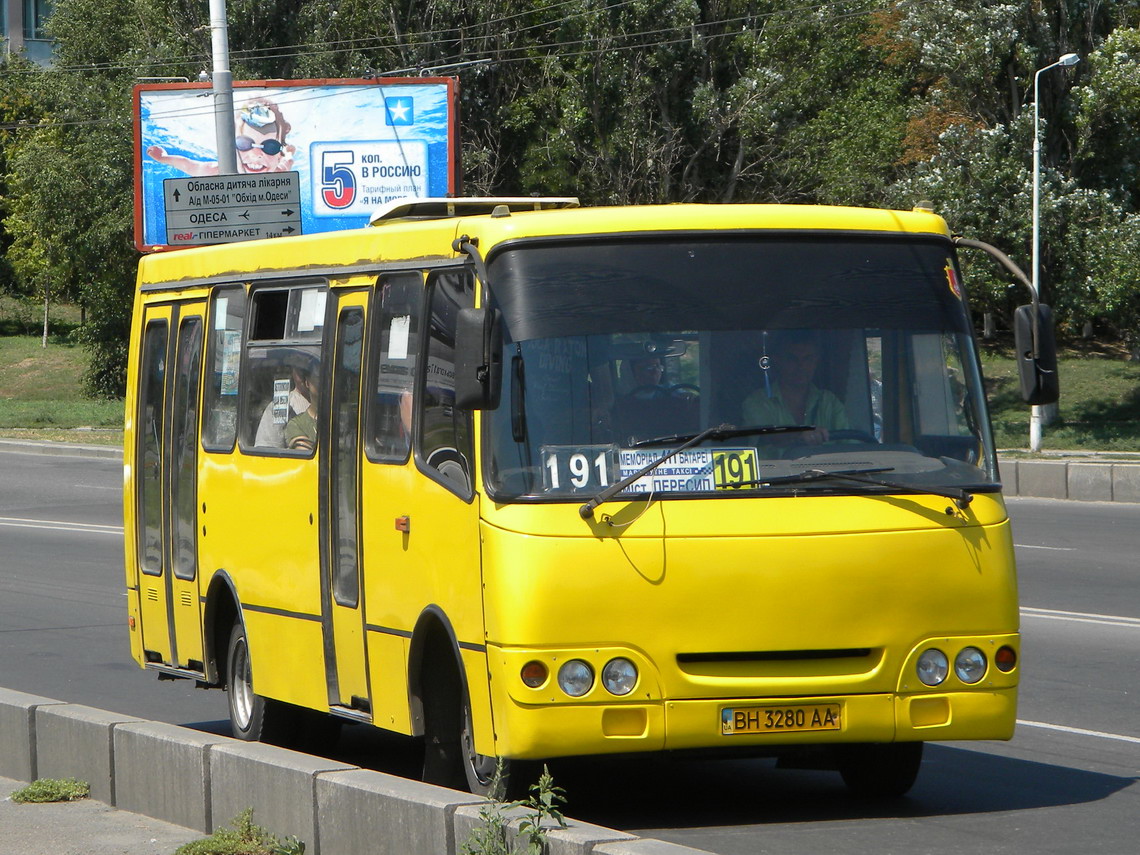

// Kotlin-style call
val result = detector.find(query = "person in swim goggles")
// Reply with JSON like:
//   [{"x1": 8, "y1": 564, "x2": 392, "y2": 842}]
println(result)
[
  {"x1": 235, "y1": 135, "x2": 286, "y2": 156},
  {"x1": 145, "y1": 98, "x2": 293, "y2": 176},
  {"x1": 233, "y1": 100, "x2": 293, "y2": 173}
]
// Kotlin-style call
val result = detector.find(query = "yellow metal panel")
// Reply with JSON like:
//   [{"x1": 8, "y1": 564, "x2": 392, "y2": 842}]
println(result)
[
  {"x1": 895, "y1": 689, "x2": 1017, "y2": 740},
  {"x1": 367, "y1": 632, "x2": 411, "y2": 734},
  {"x1": 243, "y1": 610, "x2": 327, "y2": 710}
]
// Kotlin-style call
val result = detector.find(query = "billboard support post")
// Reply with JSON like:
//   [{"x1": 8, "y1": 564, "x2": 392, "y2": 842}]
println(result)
[{"x1": 209, "y1": 0, "x2": 237, "y2": 175}]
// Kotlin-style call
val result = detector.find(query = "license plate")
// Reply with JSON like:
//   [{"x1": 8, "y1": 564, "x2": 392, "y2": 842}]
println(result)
[{"x1": 720, "y1": 703, "x2": 842, "y2": 735}]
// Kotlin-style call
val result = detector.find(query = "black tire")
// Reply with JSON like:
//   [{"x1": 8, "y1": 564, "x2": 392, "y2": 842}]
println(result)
[
  {"x1": 225, "y1": 621, "x2": 293, "y2": 744},
  {"x1": 421, "y1": 661, "x2": 532, "y2": 797},
  {"x1": 835, "y1": 742, "x2": 924, "y2": 798}
]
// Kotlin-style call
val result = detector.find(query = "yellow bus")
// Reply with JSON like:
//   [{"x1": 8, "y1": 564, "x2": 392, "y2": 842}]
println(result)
[{"x1": 124, "y1": 198, "x2": 1056, "y2": 798}]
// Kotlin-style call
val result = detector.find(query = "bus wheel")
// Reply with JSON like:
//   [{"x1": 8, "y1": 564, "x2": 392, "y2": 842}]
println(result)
[
  {"x1": 421, "y1": 670, "x2": 525, "y2": 797},
  {"x1": 835, "y1": 742, "x2": 923, "y2": 798},
  {"x1": 459, "y1": 695, "x2": 516, "y2": 798},
  {"x1": 225, "y1": 622, "x2": 290, "y2": 743}
]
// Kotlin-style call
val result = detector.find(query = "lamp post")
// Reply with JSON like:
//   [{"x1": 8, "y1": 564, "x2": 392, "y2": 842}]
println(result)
[
  {"x1": 1030, "y1": 52, "x2": 1079, "y2": 452},
  {"x1": 209, "y1": 0, "x2": 237, "y2": 175}
]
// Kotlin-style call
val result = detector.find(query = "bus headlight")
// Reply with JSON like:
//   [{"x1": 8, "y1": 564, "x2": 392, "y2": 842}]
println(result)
[
  {"x1": 558, "y1": 660, "x2": 594, "y2": 697},
  {"x1": 954, "y1": 647, "x2": 987, "y2": 684},
  {"x1": 917, "y1": 648, "x2": 949, "y2": 686},
  {"x1": 601, "y1": 658, "x2": 638, "y2": 696}
]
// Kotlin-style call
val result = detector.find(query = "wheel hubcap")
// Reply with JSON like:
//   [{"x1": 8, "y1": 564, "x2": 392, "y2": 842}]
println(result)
[{"x1": 230, "y1": 637, "x2": 254, "y2": 729}]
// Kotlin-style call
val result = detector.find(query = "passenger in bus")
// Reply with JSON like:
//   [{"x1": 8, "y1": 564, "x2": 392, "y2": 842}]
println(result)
[
  {"x1": 284, "y1": 363, "x2": 319, "y2": 452},
  {"x1": 253, "y1": 363, "x2": 312, "y2": 448},
  {"x1": 741, "y1": 331, "x2": 848, "y2": 446}
]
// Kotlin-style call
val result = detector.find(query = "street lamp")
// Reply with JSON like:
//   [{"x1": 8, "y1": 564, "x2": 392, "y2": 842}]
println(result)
[{"x1": 1030, "y1": 52, "x2": 1079, "y2": 452}]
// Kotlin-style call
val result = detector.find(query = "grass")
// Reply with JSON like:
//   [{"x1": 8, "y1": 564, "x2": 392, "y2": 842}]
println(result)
[
  {"x1": 0, "y1": 321, "x2": 124, "y2": 445},
  {"x1": 10, "y1": 778, "x2": 90, "y2": 803},
  {"x1": 981, "y1": 338, "x2": 1140, "y2": 452}
]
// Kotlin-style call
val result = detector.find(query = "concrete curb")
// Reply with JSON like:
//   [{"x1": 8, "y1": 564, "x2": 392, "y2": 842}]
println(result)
[
  {"x1": 0, "y1": 687, "x2": 712, "y2": 855},
  {"x1": 0, "y1": 438, "x2": 122, "y2": 460},
  {"x1": 997, "y1": 456, "x2": 1140, "y2": 503}
]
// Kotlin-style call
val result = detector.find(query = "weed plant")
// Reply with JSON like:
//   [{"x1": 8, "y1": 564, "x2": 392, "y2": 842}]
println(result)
[
  {"x1": 463, "y1": 763, "x2": 567, "y2": 855},
  {"x1": 174, "y1": 809, "x2": 305, "y2": 855},
  {"x1": 10, "y1": 778, "x2": 90, "y2": 803}
]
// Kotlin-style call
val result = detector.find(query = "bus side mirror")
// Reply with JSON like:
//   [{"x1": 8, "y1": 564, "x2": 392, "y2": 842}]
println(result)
[
  {"x1": 454, "y1": 307, "x2": 503, "y2": 410},
  {"x1": 1013, "y1": 303, "x2": 1059, "y2": 406}
]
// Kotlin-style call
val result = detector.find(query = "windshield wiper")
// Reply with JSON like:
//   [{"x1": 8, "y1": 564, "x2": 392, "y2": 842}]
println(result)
[
  {"x1": 579, "y1": 424, "x2": 814, "y2": 519},
  {"x1": 748, "y1": 467, "x2": 974, "y2": 509}
]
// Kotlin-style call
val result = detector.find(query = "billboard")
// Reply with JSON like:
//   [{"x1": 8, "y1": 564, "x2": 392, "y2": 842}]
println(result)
[{"x1": 133, "y1": 78, "x2": 458, "y2": 251}]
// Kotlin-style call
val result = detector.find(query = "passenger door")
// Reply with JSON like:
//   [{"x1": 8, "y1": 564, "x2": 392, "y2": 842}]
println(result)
[
  {"x1": 320, "y1": 290, "x2": 371, "y2": 715},
  {"x1": 134, "y1": 301, "x2": 207, "y2": 674}
]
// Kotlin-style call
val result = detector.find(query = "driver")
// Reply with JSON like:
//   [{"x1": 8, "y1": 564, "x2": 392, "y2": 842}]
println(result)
[
  {"x1": 741, "y1": 332, "x2": 848, "y2": 446},
  {"x1": 628, "y1": 356, "x2": 666, "y2": 389}
]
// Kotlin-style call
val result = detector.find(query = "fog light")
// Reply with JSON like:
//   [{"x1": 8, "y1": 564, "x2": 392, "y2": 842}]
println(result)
[
  {"x1": 917, "y1": 648, "x2": 949, "y2": 686},
  {"x1": 520, "y1": 660, "x2": 548, "y2": 688},
  {"x1": 602, "y1": 658, "x2": 638, "y2": 696},
  {"x1": 995, "y1": 645, "x2": 1017, "y2": 673},
  {"x1": 557, "y1": 660, "x2": 594, "y2": 697},
  {"x1": 955, "y1": 647, "x2": 987, "y2": 683}
]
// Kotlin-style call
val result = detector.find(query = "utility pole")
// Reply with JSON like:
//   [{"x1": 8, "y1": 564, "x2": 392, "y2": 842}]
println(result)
[{"x1": 209, "y1": 0, "x2": 237, "y2": 174}]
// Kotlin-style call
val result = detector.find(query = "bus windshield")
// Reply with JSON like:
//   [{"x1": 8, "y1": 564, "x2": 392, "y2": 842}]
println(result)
[{"x1": 485, "y1": 235, "x2": 998, "y2": 501}]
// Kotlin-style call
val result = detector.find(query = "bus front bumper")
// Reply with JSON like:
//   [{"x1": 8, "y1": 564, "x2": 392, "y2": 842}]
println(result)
[{"x1": 494, "y1": 688, "x2": 1017, "y2": 760}]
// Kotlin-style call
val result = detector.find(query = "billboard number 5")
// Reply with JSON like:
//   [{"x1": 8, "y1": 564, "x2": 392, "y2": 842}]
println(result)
[{"x1": 321, "y1": 151, "x2": 357, "y2": 209}]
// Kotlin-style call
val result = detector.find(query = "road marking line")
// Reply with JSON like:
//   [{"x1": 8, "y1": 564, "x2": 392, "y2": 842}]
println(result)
[
  {"x1": 1017, "y1": 719, "x2": 1140, "y2": 745},
  {"x1": 1021, "y1": 606, "x2": 1140, "y2": 628},
  {"x1": 0, "y1": 516, "x2": 123, "y2": 535},
  {"x1": 1014, "y1": 543, "x2": 1077, "y2": 551}
]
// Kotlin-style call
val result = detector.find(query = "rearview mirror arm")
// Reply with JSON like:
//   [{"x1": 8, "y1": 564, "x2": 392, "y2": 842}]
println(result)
[
  {"x1": 952, "y1": 236, "x2": 1039, "y2": 356},
  {"x1": 453, "y1": 235, "x2": 493, "y2": 384}
]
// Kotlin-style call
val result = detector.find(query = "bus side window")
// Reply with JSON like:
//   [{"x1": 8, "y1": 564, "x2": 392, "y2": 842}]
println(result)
[
  {"x1": 419, "y1": 270, "x2": 474, "y2": 495},
  {"x1": 365, "y1": 273, "x2": 423, "y2": 463},
  {"x1": 203, "y1": 286, "x2": 246, "y2": 452},
  {"x1": 241, "y1": 284, "x2": 326, "y2": 454}
]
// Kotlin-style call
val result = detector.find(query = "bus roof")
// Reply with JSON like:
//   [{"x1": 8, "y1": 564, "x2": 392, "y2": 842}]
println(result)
[{"x1": 136, "y1": 202, "x2": 952, "y2": 287}]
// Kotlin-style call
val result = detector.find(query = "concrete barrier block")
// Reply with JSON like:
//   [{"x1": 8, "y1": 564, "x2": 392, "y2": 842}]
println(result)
[
  {"x1": 1067, "y1": 463, "x2": 1114, "y2": 502},
  {"x1": 453, "y1": 801, "x2": 529, "y2": 854},
  {"x1": 0, "y1": 688, "x2": 64, "y2": 781},
  {"x1": 545, "y1": 816, "x2": 640, "y2": 854},
  {"x1": 316, "y1": 769, "x2": 482, "y2": 855},
  {"x1": 997, "y1": 458, "x2": 1018, "y2": 496},
  {"x1": 454, "y1": 802, "x2": 636, "y2": 855},
  {"x1": 35, "y1": 704, "x2": 143, "y2": 805},
  {"x1": 1111, "y1": 465, "x2": 1140, "y2": 503},
  {"x1": 594, "y1": 837, "x2": 717, "y2": 854},
  {"x1": 114, "y1": 720, "x2": 235, "y2": 832},
  {"x1": 210, "y1": 741, "x2": 357, "y2": 851},
  {"x1": 1015, "y1": 460, "x2": 1068, "y2": 500}
]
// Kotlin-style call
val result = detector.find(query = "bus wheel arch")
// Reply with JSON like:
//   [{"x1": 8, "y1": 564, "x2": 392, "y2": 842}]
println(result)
[
  {"x1": 408, "y1": 606, "x2": 510, "y2": 796},
  {"x1": 202, "y1": 571, "x2": 240, "y2": 687}
]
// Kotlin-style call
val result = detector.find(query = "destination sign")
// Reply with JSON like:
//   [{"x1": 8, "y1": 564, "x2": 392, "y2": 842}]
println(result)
[{"x1": 162, "y1": 172, "x2": 303, "y2": 246}]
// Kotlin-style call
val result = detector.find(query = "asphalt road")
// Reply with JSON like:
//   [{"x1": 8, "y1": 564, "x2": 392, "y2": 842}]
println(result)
[{"x1": 1, "y1": 447, "x2": 1136, "y2": 854}]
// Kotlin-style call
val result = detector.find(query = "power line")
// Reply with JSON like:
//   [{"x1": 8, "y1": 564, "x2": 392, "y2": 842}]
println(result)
[
  {"x1": 0, "y1": 1, "x2": 882, "y2": 133},
  {"x1": 2, "y1": 0, "x2": 881, "y2": 78}
]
